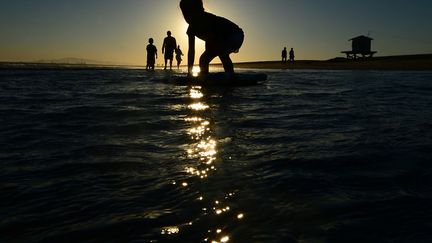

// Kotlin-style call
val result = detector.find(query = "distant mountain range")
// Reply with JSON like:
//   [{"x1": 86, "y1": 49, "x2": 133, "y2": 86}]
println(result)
[{"x1": 34, "y1": 57, "x2": 126, "y2": 65}]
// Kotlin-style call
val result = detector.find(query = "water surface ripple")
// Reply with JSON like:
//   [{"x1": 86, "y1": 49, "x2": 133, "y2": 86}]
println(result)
[{"x1": 1, "y1": 69, "x2": 432, "y2": 243}]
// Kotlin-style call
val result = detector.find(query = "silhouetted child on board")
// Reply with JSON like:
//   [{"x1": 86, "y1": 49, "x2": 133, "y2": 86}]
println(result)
[
  {"x1": 175, "y1": 45, "x2": 184, "y2": 69},
  {"x1": 180, "y1": 0, "x2": 244, "y2": 76},
  {"x1": 146, "y1": 38, "x2": 157, "y2": 70}
]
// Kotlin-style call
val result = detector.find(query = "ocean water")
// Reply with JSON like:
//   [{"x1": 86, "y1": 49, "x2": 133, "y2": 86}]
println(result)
[{"x1": 1, "y1": 68, "x2": 432, "y2": 243}]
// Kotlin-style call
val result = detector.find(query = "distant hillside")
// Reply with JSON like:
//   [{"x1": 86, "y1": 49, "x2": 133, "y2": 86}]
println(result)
[{"x1": 34, "y1": 57, "x2": 121, "y2": 65}]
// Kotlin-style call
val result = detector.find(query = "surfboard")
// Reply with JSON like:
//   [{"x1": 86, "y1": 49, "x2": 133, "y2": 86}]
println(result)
[{"x1": 170, "y1": 72, "x2": 267, "y2": 86}]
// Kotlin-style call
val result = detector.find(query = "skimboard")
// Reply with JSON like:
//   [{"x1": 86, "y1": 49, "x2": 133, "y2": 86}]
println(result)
[{"x1": 170, "y1": 72, "x2": 267, "y2": 86}]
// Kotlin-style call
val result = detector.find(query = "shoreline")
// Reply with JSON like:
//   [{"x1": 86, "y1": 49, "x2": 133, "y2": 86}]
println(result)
[
  {"x1": 1, "y1": 54, "x2": 431, "y2": 71},
  {"x1": 229, "y1": 54, "x2": 432, "y2": 71}
]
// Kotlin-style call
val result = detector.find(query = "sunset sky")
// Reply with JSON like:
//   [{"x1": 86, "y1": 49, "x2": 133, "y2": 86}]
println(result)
[{"x1": 1, "y1": 0, "x2": 431, "y2": 65}]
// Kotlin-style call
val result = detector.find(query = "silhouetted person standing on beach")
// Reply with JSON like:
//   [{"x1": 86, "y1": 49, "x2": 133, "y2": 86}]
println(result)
[
  {"x1": 175, "y1": 45, "x2": 184, "y2": 69},
  {"x1": 282, "y1": 47, "x2": 287, "y2": 63},
  {"x1": 146, "y1": 38, "x2": 157, "y2": 70},
  {"x1": 180, "y1": 0, "x2": 244, "y2": 76},
  {"x1": 162, "y1": 31, "x2": 177, "y2": 70},
  {"x1": 289, "y1": 48, "x2": 295, "y2": 63}
]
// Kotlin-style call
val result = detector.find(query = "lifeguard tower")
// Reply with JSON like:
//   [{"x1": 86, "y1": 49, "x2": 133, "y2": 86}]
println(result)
[{"x1": 342, "y1": 35, "x2": 377, "y2": 59}]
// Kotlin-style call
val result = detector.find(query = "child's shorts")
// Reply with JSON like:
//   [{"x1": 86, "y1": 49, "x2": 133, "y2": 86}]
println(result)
[
  {"x1": 228, "y1": 28, "x2": 244, "y2": 53},
  {"x1": 206, "y1": 28, "x2": 244, "y2": 54}
]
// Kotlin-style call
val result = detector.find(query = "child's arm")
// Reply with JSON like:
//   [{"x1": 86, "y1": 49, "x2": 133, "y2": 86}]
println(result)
[{"x1": 187, "y1": 34, "x2": 195, "y2": 75}]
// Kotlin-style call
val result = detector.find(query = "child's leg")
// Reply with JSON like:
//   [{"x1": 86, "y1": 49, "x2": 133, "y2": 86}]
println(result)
[
  {"x1": 199, "y1": 50, "x2": 217, "y2": 74},
  {"x1": 219, "y1": 54, "x2": 234, "y2": 73}
]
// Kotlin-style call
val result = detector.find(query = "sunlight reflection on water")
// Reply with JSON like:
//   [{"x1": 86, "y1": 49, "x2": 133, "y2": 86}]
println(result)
[
  {"x1": 192, "y1": 66, "x2": 201, "y2": 77},
  {"x1": 164, "y1": 85, "x2": 245, "y2": 242}
]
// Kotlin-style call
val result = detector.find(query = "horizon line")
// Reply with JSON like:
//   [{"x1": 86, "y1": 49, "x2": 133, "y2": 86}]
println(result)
[{"x1": 1, "y1": 53, "x2": 432, "y2": 67}]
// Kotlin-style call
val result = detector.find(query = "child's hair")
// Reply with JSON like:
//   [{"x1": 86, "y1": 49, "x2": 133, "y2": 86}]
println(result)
[
  {"x1": 180, "y1": 0, "x2": 204, "y2": 18},
  {"x1": 149, "y1": 38, "x2": 154, "y2": 44}
]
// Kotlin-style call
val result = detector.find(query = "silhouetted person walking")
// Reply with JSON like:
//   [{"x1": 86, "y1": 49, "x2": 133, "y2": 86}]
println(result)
[
  {"x1": 180, "y1": 0, "x2": 244, "y2": 76},
  {"x1": 162, "y1": 31, "x2": 177, "y2": 70},
  {"x1": 146, "y1": 38, "x2": 157, "y2": 70},
  {"x1": 175, "y1": 45, "x2": 184, "y2": 69},
  {"x1": 282, "y1": 47, "x2": 287, "y2": 63},
  {"x1": 289, "y1": 48, "x2": 295, "y2": 63}
]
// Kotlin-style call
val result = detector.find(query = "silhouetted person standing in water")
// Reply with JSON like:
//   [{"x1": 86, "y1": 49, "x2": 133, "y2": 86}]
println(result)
[
  {"x1": 146, "y1": 38, "x2": 157, "y2": 70},
  {"x1": 162, "y1": 31, "x2": 177, "y2": 70},
  {"x1": 175, "y1": 45, "x2": 184, "y2": 69},
  {"x1": 282, "y1": 47, "x2": 287, "y2": 63},
  {"x1": 180, "y1": 0, "x2": 244, "y2": 76},
  {"x1": 289, "y1": 48, "x2": 295, "y2": 63}
]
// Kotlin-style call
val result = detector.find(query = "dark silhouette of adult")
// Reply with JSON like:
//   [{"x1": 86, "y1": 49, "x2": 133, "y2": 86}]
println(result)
[
  {"x1": 289, "y1": 48, "x2": 295, "y2": 63},
  {"x1": 180, "y1": 0, "x2": 244, "y2": 76},
  {"x1": 282, "y1": 47, "x2": 287, "y2": 63},
  {"x1": 175, "y1": 45, "x2": 184, "y2": 69},
  {"x1": 146, "y1": 38, "x2": 157, "y2": 70},
  {"x1": 162, "y1": 31, "x2": 177, "y2": 70}
]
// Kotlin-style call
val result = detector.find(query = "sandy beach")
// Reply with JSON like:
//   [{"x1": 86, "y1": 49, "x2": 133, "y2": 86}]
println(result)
[{"x1": 229, "y1": 54, "x2": 432, "y2": 70}]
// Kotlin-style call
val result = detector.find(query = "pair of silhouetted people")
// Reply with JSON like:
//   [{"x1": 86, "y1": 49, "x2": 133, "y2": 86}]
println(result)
[
  {"x1": 146, "y1": 38, "x2": 157, "y2": 70},
  {"x1": 282, "y1": 47, "x2": 295, "y2": 63},
  {"x1": 180, "y1": 0, "x2": 244, "y2": 76}
]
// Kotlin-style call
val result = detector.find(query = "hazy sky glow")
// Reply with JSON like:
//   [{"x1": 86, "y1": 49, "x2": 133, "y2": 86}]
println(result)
[{"x1": 1, "y1": 0, "x2": 431, "y2": 65}]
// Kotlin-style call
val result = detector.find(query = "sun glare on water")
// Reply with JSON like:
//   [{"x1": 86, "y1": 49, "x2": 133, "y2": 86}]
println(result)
[
  {"x1": 192, "y1": 66, "x2": 200, "y2": 77},
  {"x1": 168, "y1": 86, "x2": 244, "y2": 242}
]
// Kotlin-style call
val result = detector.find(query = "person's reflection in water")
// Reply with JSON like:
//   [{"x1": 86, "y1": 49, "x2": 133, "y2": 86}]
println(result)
[{"x1": 180, "y1": 0, "x2": 244, "y2": 76}]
